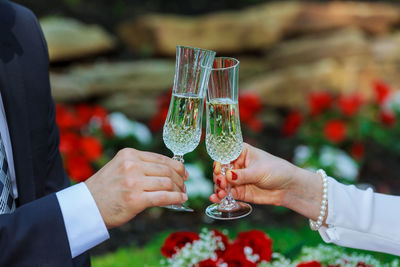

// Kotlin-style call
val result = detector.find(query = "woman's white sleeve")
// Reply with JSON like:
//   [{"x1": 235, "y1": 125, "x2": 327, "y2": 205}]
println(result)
[{"x1": 318, "y1": 177, "x2": 400, "y2": 256}]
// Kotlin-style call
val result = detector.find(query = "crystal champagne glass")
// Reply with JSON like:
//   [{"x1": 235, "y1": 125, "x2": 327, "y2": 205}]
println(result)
[
  {"x1": 163, "y1": 45, "x2": 216, "y2": 212},
  {"x1": 205, "y1": 57, "x2": 252, "y2": 220}
]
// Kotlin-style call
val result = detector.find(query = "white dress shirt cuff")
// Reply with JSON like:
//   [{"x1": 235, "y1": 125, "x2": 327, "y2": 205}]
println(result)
[
  {"x1": 318, "y1": 177, "x2": 400, "y2": 256},
  {"x1": 56, "y1": 182, "x2": 110, "y2": 258}
]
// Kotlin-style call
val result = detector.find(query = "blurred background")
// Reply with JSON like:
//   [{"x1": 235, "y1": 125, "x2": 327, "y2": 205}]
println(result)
[{"x1": 14, "y1": 0, "x2": 400, "y2": 265}]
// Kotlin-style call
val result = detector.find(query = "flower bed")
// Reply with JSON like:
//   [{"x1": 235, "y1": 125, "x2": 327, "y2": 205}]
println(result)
[
  {"x1": 282, "y1": 81, "x2": 400, "y2": 192},
  {"x1": 160, "y1": 229, "x2": 399, "y2": 267}
]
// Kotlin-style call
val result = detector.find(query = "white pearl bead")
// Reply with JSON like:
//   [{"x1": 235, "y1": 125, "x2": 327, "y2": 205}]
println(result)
[
  {"x1": 323, "y1": 188, "x2": 328, "y2": 193},
  {"x1": 322, "y1": 200, "x2": 327, "y2": 205},
  {"x1": 318, "y1": 215, "x2": 323, "y2": 221},
  {"x1": 321, "y1": 210, "x2": 325, "y2": 216},
  {"x1": 321, "y1": 205, "x2": 326, "y2": 211}
]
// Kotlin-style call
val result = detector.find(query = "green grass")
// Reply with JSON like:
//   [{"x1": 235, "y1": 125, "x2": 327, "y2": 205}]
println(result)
[{"x1": 92, "y1": 224, "x2": 398, "y2": 266}]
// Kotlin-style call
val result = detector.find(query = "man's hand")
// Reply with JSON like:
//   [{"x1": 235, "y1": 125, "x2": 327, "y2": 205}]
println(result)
[{"x1": 85, "y1": 148, "x2": 188, "y2": 229}]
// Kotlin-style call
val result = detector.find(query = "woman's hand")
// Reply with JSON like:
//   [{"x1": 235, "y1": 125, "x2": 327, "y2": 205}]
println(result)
[
  {"x1": 210, "y1": 143, "x2": 297, "y2": 206},
  {"x1": 210, "y1": 143, "x2": 324, "y2": 221}
]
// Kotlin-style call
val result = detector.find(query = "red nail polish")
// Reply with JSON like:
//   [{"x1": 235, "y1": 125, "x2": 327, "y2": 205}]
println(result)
[
  {"x1": 231, "y1": 171, "x2": 238, "y2": 180},
  {"x1": 216, "y1": 189, "x2": 220, "y2": 194},
  {"x1": 217, "y1": 179, "x2": 221, "y2": 187},
  {"x1": 213, "y1": 165, "x2": 215, "y2": 171}
]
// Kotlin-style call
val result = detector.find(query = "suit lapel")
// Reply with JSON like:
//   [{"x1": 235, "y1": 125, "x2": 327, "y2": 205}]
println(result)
[{"x1": 0, "y1": 55, "x2": 36, "y2": 205}]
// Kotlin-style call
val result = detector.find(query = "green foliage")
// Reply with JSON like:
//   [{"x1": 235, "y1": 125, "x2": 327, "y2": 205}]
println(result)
[{"x1": 62, "y1": 0, "x2": 81, "y2": 8}]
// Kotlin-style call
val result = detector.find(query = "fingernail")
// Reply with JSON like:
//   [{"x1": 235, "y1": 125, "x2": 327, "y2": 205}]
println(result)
[
  {"x1": 182, "y1": 194, "x2": 188, "y2": 201},
  {"x1": 216, "y1": 189, "x2": 220, "y2": 194},
  {"x1": 231, "y1": 171, "x2": 238, "y2": 180},
  {"x1": 216, "y1": 179, "x2": 221, "y2": 187},
  {"x1": 185, "y1": 169, "x2": 189, "y2": 179},
  {"x1": 213, "y1": 165, "x2": 215, "y2": 172},
  {"x1": 183, "y1": 184, "x2": 187, "y2": 193}
]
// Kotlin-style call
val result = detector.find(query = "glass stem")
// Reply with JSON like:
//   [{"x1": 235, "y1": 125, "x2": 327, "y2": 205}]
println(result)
[
  {"x1": 172, "y1": 154, "x2": 184, "y2": 163},
  {"x1": 219, "y1": 164, "x2": 240, "y2": 211}
]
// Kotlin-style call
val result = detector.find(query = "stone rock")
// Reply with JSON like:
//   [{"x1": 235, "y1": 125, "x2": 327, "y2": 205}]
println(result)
[
  {"x1": 241, "y1": 57, "x2": 381, "y2": 108},
  {"x1": 289, "y1": 1, "x2": 400, "y2": 36},
  {"x1": 266, "y1": 27, "x2": 370, "y2": 68},
  {"x1": 371, "y1": 32, "x2": 400, "y2": 89},
  {"x1": 117, "y1": 2, "x2": 301, "y2": 55},
  {"x1": 118, "y1": 1, "x2": 400, "y2": 56},
  {"x1": 100, "y1": 93, "x2": 158, "y2": 120},
  {"x1": 50, "y1": 60, "x2": 175, "y2": 102},
  {"x1": 40, "y1": 17, "x2": 116, "y2": 62}
]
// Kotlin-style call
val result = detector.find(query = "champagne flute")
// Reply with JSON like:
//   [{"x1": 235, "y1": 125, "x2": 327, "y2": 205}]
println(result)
[
  {"x1": 205, "y1": 57, "x2": 252, "y2": 220},
  {"x1": 163, "y1": 45, "x2": 216, "y2": 212}
]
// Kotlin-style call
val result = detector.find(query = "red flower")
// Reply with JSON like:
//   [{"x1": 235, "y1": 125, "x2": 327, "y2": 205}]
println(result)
[
  {"x1": 239, "y1": 92, "x2": 263, "y2": 133},
  {"x1": 239, "y1": 92, "x2": 263, "y2": 122},
  {"x1": 66, "y1": 155, "x2": 94, "y2": 182},
  {"x1": 198, "y1": 259, "x2": 218, "y2": 267},
  {"x1": 56, "y1": 104, "x2": 78, "y2": 130},
  {"x1": 373, "y1": 80, "x2": 391, "y2": 105},
  {"x1": 149, "y1": 107, "x2": 169, "y2": 132},
  {"x1": 380, "y1": 110, "x2": 397, "y2": 126},
  {"x1": 80, "y1": 137, "x2": 103, "y2": 161},
  {"x1": 92, "y1": 105, "x2": 108, "y2": 122},
  {"x1": 297, "y1": 260, "x2": 323, "y2": 267},
  {"x1": 101, "y1": 120, "x2": 114, "y2": 137},
  {"x1": 339, "y1": 93, "x2": 363, "y2": 116},
  {"x1": 357, "y1": 262, "x2": 372, "y2": 267},
  {"x1": 222, "y1": 243, "x2": 257, "y2": 267},
  {"x1": 283, "y1": 110, "x2": 303, "y2": 136},
  {"x1": 149, "y1": 90, "x2": 172, "y2": 132},
  {"x1": 234, "y1": 230, "x2": 272, "y2": 263},
  {"x1": 161, "y1": 232, "x2": 200, "y2": 258},
  {"x1": 309, "y1": 91, "x2": 333, "y2": 116},
  {"x1": 246, "y1": 118, "x2": 263, "y2": 132},
  {"x1": 212, "y1": 230, "x2": 230, "y2": 257},
  {"x1": 351, "y1": 142, "x2": 365, "y2": 160},
  {"x1": 59, "y1": 132, "x2": 80, "y2": 156},
  {"x1": 76, "y1": 104, "x2": 93, "y2": 127},
  {"x1": 324, "y1": 120, "x2": 347, "y2": 143}
]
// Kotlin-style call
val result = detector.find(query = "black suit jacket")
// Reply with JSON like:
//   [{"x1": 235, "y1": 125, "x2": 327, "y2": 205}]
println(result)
[{"x1": 0, "y1": 1, "x2": 91, "y2": 266}]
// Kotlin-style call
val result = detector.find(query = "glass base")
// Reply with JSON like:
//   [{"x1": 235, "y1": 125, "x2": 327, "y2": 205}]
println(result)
[
  {"x1": 164, "y1": 203, "x2": 194, "y2": 212},
  {"x1": 205, "y1": 201, "x2": 252, "y2": 220}
]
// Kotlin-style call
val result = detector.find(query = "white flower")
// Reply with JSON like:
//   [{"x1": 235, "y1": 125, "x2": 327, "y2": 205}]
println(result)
[
  {"x1": 108, "y1": 112, "x2": 152, "y2": 144},
  {"x1": 319, "y1": 146, "x2": 359, "y2": 182},
  {"x1": 185, "y1": 164, "x2": 213, "y2": 198},
  {"x1": 384, "y1": 90, "x2": 400, "y2": 112},
  {"x1": 319, "y1": 146, "x2": 337, "y2": 167},
  {"x1": 162, "y1": 229, "x2": 225, "y2": 267},
  {"x1": 293, "y1": 145, "x2": 312, "y2": 165},
  {"x1": 334, "y1": 151, "x2": 359, "y2": 182}
]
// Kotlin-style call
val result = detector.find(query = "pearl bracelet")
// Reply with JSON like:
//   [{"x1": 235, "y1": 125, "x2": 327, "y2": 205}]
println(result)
[{"x1": 309, "y1": 169, "x2": 328, "y2": 231}]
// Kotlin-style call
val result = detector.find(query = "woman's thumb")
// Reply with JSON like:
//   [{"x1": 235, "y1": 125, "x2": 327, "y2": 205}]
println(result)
[{"x1": 226, "y1": 168, "x2": 253, "y2": 185}]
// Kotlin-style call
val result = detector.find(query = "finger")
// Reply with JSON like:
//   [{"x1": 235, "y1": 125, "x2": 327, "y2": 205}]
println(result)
[
  {"x1": 142, "y1": 177, "x2": 183, "y2": 193},
  {"x1": 226, "y1": 168, "x2": 254, "y2": 186},
  {"x1": 213, "y1": 162, "x2": 221, "y2": 175},
  {"x1": 213, "y1": 173, "x2": 227, "y2": 189},
  {"x1": 141, "y1": 162, "x2": 185, "y2": 192},
  {"x1": 231, "y1": 144, "x2": 249, "y2": 169},
  {"x1": 139, "y1": 151, "x2": 188, "y2": 180},
  {"x1": 145, "y1": 191, "x2": 188, "y2": 206},
  {"x1": 209, "y1": 193, "x2": 221, "y2": 203}
]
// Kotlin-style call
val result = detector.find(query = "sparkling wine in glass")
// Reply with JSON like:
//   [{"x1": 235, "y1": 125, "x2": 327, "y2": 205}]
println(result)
[
  {"x1": 162, "y1": 45, "x2": 216, "y2": 212},
  {"x1": 205, "y1": 57, "x2": 252, "y2": 220}
]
